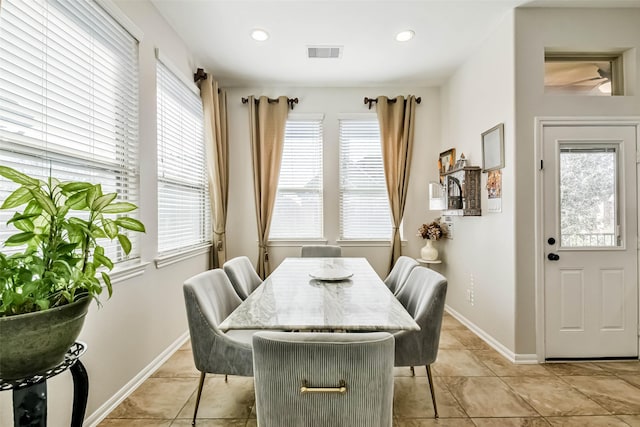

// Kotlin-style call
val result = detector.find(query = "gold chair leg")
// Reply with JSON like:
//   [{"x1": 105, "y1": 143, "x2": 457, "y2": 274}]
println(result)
[
  {"x1": 426, "y1": 365, "x2": 438, "y2": 418},
  {"x1": 410, "y1": 366, "x2": 415, "y2": 376},
  {"x1": 192, "y1": 372, "x2": 206, "y2": 426}
]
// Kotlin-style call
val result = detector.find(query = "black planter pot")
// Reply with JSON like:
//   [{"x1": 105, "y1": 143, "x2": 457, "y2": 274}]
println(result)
[{"x1": 0, "y1": 297, "x2": 91, "y2": 380}]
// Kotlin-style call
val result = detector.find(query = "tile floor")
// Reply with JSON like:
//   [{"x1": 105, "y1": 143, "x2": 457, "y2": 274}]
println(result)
[{"x1": 100, "y1": 313, "x2": 640, "y2": 426}]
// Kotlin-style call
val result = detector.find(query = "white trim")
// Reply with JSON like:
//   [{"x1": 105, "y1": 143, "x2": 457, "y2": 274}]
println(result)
[
  {"x1": 336, "y1": 239, "x2": 408, "y2": 247},
  {"x1": 155, "y1": 244, "x2": 212, "y2": 269},
  {"x1": 338, "y1": 113, "x2": 377, "y2": 120},
  {"x1": 95, "y1": 0, "x2": 143, "y2": 41},
  {"x1": 269, "y1": 239, "x2": 328, "y2": 247},
  {"x1": 108, "y1": 261, "x2": 150, "y2": 285},
  {"x1": 154, "y1": 48, "x2": 200, "y2": 95},
  {"x1": 288, "y1": 113, "x2": 325, "y2": 121},
  {"x1": 534, "y1": 116, "x2": 640, "y2": 362},
  {"x1": 445, "y1": 305, "x2": 537, "y2": 364},
  {"x1": 84, "y1": 331, "x2": 190, "y2": 427}
]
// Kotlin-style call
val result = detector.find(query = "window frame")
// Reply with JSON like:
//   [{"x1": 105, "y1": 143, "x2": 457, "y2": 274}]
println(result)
[{"x1": 155, "y1": 54, "x2": 211, "y2": 259}]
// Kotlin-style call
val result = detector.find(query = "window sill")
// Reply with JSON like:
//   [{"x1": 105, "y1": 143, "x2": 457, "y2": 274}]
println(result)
[
  {"x1": 108, "y1": 261, "x2": 150, "y2": 285},
  {"x1": 268, "y1": 239, "x2": 328, "y2": 247},
  {"x1": 155, "y1": 244, "x2": 212, "y2": 269},
  {"x1": 336, "y1": 239, "x2": 408, "y2": 247}
]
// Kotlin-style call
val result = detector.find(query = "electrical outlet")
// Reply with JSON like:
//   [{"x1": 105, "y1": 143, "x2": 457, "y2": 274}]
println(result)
[{"x1": 469, "y1": 273, "x2": 475, "y2": 306}]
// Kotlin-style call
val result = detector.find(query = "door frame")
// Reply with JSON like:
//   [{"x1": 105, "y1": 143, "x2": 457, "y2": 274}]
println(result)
[{"x1": 534, "y1": 117, "x2": 640, "y2": 362}]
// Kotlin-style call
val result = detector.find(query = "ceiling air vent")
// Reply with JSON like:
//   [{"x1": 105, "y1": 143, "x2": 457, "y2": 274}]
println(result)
[{"x1": 307, "y1": 46, "x2": 342, "y2": 59}]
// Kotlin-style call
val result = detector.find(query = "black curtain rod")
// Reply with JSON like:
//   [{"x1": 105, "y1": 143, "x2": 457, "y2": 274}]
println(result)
[
  {"x1": 363, "y1": 96, "x2": 422, "y2": 110},
  {"x1": 241, "y1": 97, "x2": 299, "y2": 110}
]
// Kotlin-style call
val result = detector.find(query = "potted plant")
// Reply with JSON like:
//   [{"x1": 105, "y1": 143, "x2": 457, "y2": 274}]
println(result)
[
  {"x1": 418, "y1": 218, "x2": 447, "y2": 261},
  {"x1": 0, "y1": 166, "x2": 145, "y2": 380}
]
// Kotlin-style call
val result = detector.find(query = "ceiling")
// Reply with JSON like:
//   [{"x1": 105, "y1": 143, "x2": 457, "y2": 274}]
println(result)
[{"x1": 150, "y1": 0, "x2": 640, "y2": 88}]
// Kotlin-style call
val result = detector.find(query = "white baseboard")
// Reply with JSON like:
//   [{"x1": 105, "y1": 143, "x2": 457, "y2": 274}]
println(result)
[
  {"x1": 444, "y1": 305, "x2": 538, "y2": 364},
  {"x1": 84, "y1": 331, "x2": 190, "y2": 427}
]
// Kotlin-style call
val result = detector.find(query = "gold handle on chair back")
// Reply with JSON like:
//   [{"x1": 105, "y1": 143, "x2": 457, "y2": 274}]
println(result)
[{"x1": 300, "y1": 379, "x2": 347, "y2": 394}]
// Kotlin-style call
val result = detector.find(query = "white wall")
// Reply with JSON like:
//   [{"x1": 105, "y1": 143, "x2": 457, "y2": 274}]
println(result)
[
  {"x1": 513, "y1": 7, "x2": 640, "y2": 354},
  {"x1": 0, "y1": 1, "x2": 209, "y2": 425},
  {"x1": 225, "y1": 86, "x2": 441, "y2": 277},
  {"x1": 440, "y1": 12, "x2": 516, "y2": 353}
]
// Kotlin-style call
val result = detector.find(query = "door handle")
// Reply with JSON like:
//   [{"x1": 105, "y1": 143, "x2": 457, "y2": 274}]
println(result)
[{"x1": 547, "y1": 253, "x2": 560, "y2": 261}]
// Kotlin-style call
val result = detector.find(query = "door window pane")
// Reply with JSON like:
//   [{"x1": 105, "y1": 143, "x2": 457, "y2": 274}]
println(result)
[{"x1": 560, "y1": 146, "x2": 618, "y2": 247}]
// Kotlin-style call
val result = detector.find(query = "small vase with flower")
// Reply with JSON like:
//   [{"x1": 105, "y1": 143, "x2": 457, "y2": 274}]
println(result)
[{"x1": 418, "y1": 219, "x2": 447, "y2": 261}]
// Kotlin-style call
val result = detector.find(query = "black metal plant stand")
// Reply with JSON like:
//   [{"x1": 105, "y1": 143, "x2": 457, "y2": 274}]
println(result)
[{"x1": 0, "y1": 342, "x2": 88, "y2": 427}]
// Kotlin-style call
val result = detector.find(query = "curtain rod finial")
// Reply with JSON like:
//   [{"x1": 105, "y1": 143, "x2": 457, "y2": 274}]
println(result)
[{"x1": 194, "y1": 68, "x2": 207, "y2": 83}]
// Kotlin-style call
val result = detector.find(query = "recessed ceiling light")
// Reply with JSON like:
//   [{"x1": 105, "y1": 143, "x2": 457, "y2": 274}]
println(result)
[
  {"x1": 251, "y1": 29, "x2": 269, "y2": 42},
  {"x1": 395, "y1": 30, "x2": 415, "y2": 42}
]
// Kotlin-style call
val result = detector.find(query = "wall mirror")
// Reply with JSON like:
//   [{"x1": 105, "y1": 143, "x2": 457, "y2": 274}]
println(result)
[{"x1": 481, "y1": 123, "x2": 504, "y2": 172}]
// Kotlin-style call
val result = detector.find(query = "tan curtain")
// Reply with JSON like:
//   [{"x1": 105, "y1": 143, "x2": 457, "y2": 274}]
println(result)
[
  {"x1": 201, "y1": 75, "x2": 229, "y2": 268},
  {"x1": 376, "y1": 95, "x2": 418, "y2": 268},
  {"x1": 249, "y1": 96, "x2": 289, "y2": 278}
]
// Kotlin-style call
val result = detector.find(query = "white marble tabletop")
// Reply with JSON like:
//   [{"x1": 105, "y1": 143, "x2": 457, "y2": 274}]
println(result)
[{"x1": 219, "y1": 257, "x2": 420, "y2": 332}]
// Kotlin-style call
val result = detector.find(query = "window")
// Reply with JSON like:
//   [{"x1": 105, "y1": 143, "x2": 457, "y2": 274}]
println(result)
[
  {"x1": 544, "y1": 53, "x2": 624, "y2": 96},
  {"x1": 270, "y1": 116, "x2": 323, "y2": 239},
  {"x1": 156, "y1": 60, "x2": 210, "y2": 254},
  {"x1": 339, "y1": 118, "x2": 392, "y2": 240},
  {"x1": 0, "y1": 0, "x2": 140, "y2": 262}
]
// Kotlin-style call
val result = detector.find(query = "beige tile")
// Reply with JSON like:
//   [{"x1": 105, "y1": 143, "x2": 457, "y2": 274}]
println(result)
[
  {"x1": 620, "y1": 375, "x2": 640, "y2": 388},
  {"x1": 438, "y1": 331, "x2": 467, "y2": 350},
  {"x1": 108, "y1": 378, "x2": 197, "y2": 419},
  {"x1": 618, "y1": 415, "x2": 640, "y2": 426},
  {"x1": 563, "y1": 375, "x2": 640, "y2": 414},
  {"x1": 447, "y1": 329, "x2": 490, "y2": 350},
  {"x1": 441, "y1": 314, "x2": 466, "y2": 330},
  {"x1": 152, "y1": 350, "x2": 201, "y2": 378},
  {"x1": 475, "y1": 350, "x2": 553, "y2": 377},
  {"x1": 171, "y1": 419, "x2": 247, "y2": 426},
  {"x1": 394, "y1": 418, "x2": 475, "y2": 426},
  {"x1": 546, "y1": 416, "x2": 631, "y2": 426},
  {"x1": 394, "y1": 366, "x2": 427, "y2": 377},
  {"x1": 432, "y1": 350, "x2": 494, "y2": 377},
  {"x1": 543, "y1": 362, "x2": 611, "y2": 376},
  {"x1": 502, "y1": 376, "x2": 607, "y2": 416},
  {"x1": 471, "y1": 418, "x2": 551, "y2": 427},
  {"x1": 99, "y1": 420, "x2": 172, "y2": 426},
  {"x1": 594, "y1": 361, "x2": 640, "y2": 375},
  {"x1": 177, "y1": 376, "x2": 255, "y2": 419},
  {"x1": 393, "y1": 376, "x2": 466, "y2": 419},
  {"x1": 443, "y1": 377, "x2": 537, "y2": 418}
]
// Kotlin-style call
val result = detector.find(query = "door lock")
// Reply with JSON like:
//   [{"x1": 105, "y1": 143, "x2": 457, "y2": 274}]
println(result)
[{"x1": 547, "y1": 253, "x2": 560, "y2": 261}]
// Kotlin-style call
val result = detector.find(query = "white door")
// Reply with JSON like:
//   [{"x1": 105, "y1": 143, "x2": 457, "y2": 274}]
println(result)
[{"x1": 543, "y1": 124, "x2": 638, "y2": 359}]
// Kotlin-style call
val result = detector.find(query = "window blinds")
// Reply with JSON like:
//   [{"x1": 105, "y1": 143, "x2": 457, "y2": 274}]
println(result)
[
  {"x1": 0, "y1": 0, "x2": 140, "y2": 262},
  {"x1": 156, "y1": 60, "x2": 211, "y2": 254},
  {"x1": 339, "y1": 119, "x2": 392, "y2": 240},
  {"x1": 270, "y1": 118, "x2": 323, "y2": 239}
]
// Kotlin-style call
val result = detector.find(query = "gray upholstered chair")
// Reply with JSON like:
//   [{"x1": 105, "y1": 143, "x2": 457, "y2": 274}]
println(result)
[
  {"x1": 183, "y1": 269, "x2": 255, "y2": 425},
  {"x1": 252, "y1": 331, "x2": 394, "y2": 427},
  {"x1": 393, "y1": 267, "x2": 448, "y2": 418},
  {"x1": 300, "y1": 245, "x2": 342, "y2": 258},
  {"x1": 223, "y1": 255, "x2": 262, "y2": 300},
  {"x1": 384, "y1": 255, "x2": 419, "y2": 295}
]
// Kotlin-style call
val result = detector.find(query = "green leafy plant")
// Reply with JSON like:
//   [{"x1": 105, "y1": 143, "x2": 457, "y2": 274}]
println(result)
[{"x1": 0, "y1": 166, "x2": 145, "y2": 316}]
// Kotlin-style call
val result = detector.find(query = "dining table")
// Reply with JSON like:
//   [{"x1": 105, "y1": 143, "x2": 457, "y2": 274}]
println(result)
[{"x1": 219, "y1": 257, "x2": 419, "y2": 332}]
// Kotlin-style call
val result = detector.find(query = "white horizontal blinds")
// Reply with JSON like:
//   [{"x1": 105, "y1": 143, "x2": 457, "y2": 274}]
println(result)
[
  {"x1": 270, "y1": 118, "x2": 323, "y2": 239},
  {"x1": 0, "y1": 0, "x2": 140, "y2": 261},
  {"x1": 156, "y1": 60, "x2": 211, "y2": 254},
  {"x1": 339, "y1": 119, "x2": 392, "y2": 240}
]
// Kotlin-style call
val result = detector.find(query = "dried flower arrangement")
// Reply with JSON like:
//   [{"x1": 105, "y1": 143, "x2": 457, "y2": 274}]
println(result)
[{"x1": 418, "y1": 218, "x2": 447, "y2": 241}]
